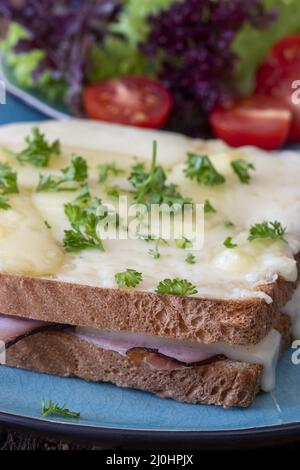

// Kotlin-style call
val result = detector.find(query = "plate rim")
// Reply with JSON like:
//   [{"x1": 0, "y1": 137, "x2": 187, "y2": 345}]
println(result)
[{"x1": 1, "y1": 410, "x2": 300, "y2": 446}]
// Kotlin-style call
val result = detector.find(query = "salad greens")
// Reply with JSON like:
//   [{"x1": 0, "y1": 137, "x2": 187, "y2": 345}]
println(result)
[
  {"x1": 1, "y1": 0, "x2": 299, "y2": 135},
  {"x1": 234, "y1": 0, "x2": 300, "y2": 94}
]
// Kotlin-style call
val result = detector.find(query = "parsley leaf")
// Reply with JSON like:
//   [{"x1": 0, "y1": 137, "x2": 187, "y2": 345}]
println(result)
[
  {"x1": 37, "y1": 154, "x2": 88, "y2": 192},
  {"x1": 231, "y1": 159, "x2": 255, "y2": 184},
  {"x1": 223, "y1": 236, "x2": 238, "y2": 249},
  {"x1": 98, "y1": 162, "x2": 124, "y2": 183},
  {"x1": 204, "y1": 199, "x2": 216, "y2": 214},
  {"x1": 185, "y1": 253, "x2": 196, "y2": 264},
  {"x1": 184, "y1": 153, "x2": 225, "y2": 186},
  {"x1": 156, "y1": 278, "x2": 198, "y2": 296},
  {"x1": 147, "y1": 237, "x2": 168, "y2": 259},
  {"x1": 115, "y1": 269, "x2": 143, "y2": 288},
  {"x1": 129, "y1": 141, "x2": 191, "y2": 209},
  {"x1": 73, "y1": 184, "x2": 91, "y2": 206},
  {"x1": 44, "y1": 220, "x2": 51, "y2": 229},
  {"x1": 105, "y1": 185, "x2": 121, "y2": 198},
  {"x1": 224, "y1": 220, "x2": 235, "y2": 228},
  {"x1": 0, "y1": 196, "x2": 11, "y2": 210},
  {"x1": 11, "y1": 127, "x2": 60, "y2": 167},
  {"x1": 0, "y1": 162, "x2": 19, "y2": 195},
  {"x1": 248, "y1": 221, "x2": 287, "y2": 243},
  {"x1": 0, "y1": 163, "x2": 18, "y2": 210},
  {"x1": 63, "y1": 198, "x2": 110, "y2": 252},
  {"x1": 175, "y1": 237, "x2": 192, "y2": 249},
  {"x1": 42, "y1": 399, "x2": 80, "y2": 419}
]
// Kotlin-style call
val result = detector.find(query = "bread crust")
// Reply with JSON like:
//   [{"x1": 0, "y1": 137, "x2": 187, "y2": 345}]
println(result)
[
  {"x1": 0, "y1": 261, "x2": 298, "y2": 345},
  {"x1": 4, "y1": 314, "x2": 292, "y2": 408}
]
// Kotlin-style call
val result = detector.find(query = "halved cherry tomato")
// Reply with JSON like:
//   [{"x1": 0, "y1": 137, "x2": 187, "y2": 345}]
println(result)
[
  {"x1": 269, "y1": 34, "x2": 300, "y2": 67},
  {"x1": 83, "y1": 76, "x2": 173, "y2": 128},
  {"x1": 209, "y1": 95, "x2": 291, "y2": 150},
  {"x1": 256, "y1": 63, "x2": 300, "y2": 143}
]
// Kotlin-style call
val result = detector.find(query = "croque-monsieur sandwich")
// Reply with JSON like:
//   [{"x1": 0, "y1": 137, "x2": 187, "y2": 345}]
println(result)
[{"x1": 0, "y1": 120, "x2": 299, "y2": 408}]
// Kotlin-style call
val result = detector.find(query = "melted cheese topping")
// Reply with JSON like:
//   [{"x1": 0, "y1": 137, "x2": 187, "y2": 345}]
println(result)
[
  {"x1": 0, "y1": 120, "x2": 299, "y2": 300},
  {"x1": 0, "y1": 195, "x2": 63, "y2": 276}
]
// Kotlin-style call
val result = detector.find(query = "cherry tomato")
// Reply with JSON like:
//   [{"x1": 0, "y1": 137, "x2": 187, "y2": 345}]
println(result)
[
  {"x1": 209, "y1": 95, "x2": 291, "y2": 150},
  {"x1": 83, "y1": 76, "x2": 173, "y2": 128},
  {"x1": 256, "y1": 63, "x2": 300, "y2": 143},
  {"x1": 269, "y1": 34, "x2": 300, "y2": 66}
]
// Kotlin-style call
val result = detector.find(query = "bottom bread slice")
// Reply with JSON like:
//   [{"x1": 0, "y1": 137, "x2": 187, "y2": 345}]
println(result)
[{"x1": 4, "y1": 314, "x2": 292, "y2": 408}]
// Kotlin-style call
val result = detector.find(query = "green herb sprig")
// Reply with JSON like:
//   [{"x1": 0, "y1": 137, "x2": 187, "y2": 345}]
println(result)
[
  {"x1": 63, "y1": 197, "x2": 112, "y2": 252},
  {"x1": 129, "y1": 141, "x2": 191, "y2": 209},
  {"x1": 223, "y1": 236, "x2": 238, "y2": 249},
  {"x1": 231, "y1": 159, "x2": 255, "y2": 184},
  {"x1": 204, "y1": 199, "x2": 216, "y2": 214},
  {"x1": 37, "y1": 154, "x2": 88, "y2": 192},
  {"x1": 175, "y1": 237, "x2": 192, "y2": 249},
  {"x1": 42, "y1": 399, "x2": 80, "y2": 419},
  {"x1": 184, "y1": 153, "x2": 225, "y2": 186},
  {"x1": 148, "y1": 237, "x2": 169, "y2": 259},
  {"x1": 10, "y1": 127, "x2": 60, "y2": 167},
  {"x1": 185, "y1": 253, "x2": 196, "y2": 264},
  {"x1": 156, "y1": 278, "x2": 198, "y2": 296},
  {"x1": 98, "y1": 162, "x2": 124, "y2": 183},
  {"x1": 248, "y1": 221, "x2": 287, "y2": 243},
  {"x1": 0, "y1": 163, "x2": 19, "y2": 210},
  {"x1": 115, "y1": 269, "x2": 143, "y2": 288}
]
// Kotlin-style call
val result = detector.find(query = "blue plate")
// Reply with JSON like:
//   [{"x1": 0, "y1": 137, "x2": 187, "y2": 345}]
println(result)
[{"x1": 0, "y1": 89, "x2": 300, "y2": 444}]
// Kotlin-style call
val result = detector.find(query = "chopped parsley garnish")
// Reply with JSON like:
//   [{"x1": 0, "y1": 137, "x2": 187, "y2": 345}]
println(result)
[
  {"x1": 44, "y1": 220, "x2": 51, "y2": 229},
  {"x1": 128, "y1": 141, "x2": 191, "y2": 209},
  {"x1": 10, "y1": 127, "x2": 60, "y2": 167},
  {"x1": 156, "y1": 278, "x2": 198, "y2": 296},
  {"x1": 204, "y1": 199, "x2": 216, "y2": 214},
  {"x1": 73, "y1": 184, "x2": 91, "y2": 206},
  {"x1": 0, "y1": 196, "x2": 11, "y2": 210},
  {"x1": 37, "y1": 154, "x2": 88, "y2": 192},
  {"x1": 248, "y1": 221, "x2": 287, "y2": 243},
  {"x1": 115, "y1": 269, "x2": 143, "y2": 288},
  {"x1": 231, "y1": 159, "x2": 255, "y2": 184},
  {"x1": 63, "y1": 197, "x2": 110, "y2": 252},
  {"x1": 224, "y1": 220, "x2": 235, "y2": 228},
  {"x1": 223, "y1": 236, "x2": 238, "y2": 249},
  {"x1": 175, "y1": 237, "x2": 192, "y2": 249},
  {"x1": 0, "y1": 162, "x2": 19, "y2": 195},
  {"x1": 184, "y1": 153, "x2": 225, "y2": 186},
  {"x1": 42, "y1": 399, "x2": 80, "y2": 419},
  {"x1": 0, "y1": 162, "x2": 19, "y2": 209},
  {"x1": 98, "y1": 162, "x2": 124, "y2": 183},
  {"x1": 185, "y1": 253, "x2": 196, "y2": 264},
  {"x1": 147, "y1": 238, "x2": 168, "y2": 259},
  {"x1": 105, "y1": 185, "x2": 120, "y2": 198}
]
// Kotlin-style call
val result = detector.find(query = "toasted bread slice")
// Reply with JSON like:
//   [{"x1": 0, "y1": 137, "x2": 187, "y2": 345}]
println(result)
[
  {"x1": 5, "y1": 314, "x2": 291, "y2": 408},
  {"x1": 0, "y1": 258, "x2": 298, "y2": 346}
]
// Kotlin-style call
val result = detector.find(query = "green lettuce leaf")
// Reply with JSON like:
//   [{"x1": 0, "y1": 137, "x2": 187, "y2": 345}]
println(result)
[
  {"x1": 91, "y1": 0, "x2": 177, "y2": 81},
  {"x1": 1, "y1": 23, "x2": 67, "y2": 102},
  {"x1": 233, "y1": 0, "x2": 300, "y2": 94}
]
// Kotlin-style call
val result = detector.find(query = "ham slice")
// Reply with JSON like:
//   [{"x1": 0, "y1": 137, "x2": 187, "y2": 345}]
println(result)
[
  {"x1": 0, "y1": 314, "x2": 223, "y2": 369},
  {"x1": 0, "y1": 314, "x2": 70, "y2": 349},
  {"x1": 126, "y1": 348, "x2": 224, "y2": 370},
  {"x1": 73, "y1": 327, "x2": 222, "y2": 367}
]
